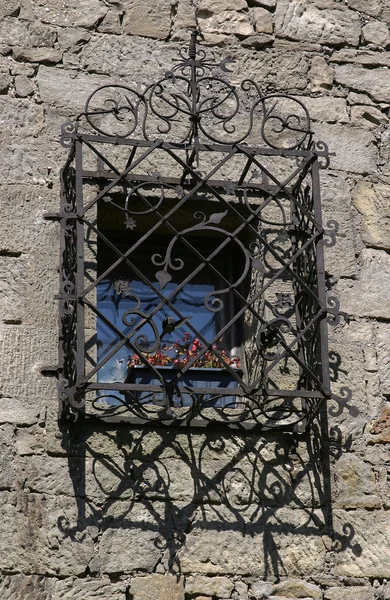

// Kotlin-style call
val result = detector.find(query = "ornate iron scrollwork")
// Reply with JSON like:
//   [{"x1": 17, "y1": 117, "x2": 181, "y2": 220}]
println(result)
[{"x1": 57, "y1": 30, "x2": 351, "y2": 430}]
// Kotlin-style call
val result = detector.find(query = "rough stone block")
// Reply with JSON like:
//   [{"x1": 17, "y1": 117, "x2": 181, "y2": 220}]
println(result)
[
  {"x1": 178, "y1": 506, "x2": 327, "y2": 575},
  {"x1": 123, "y1": 0, "x2": 172, "y2": 40},
  {"x1": 334, "y1": 64, "x2": 390, "y2": 103},
  {"x1": 352, "y1": 181, "x2": 390, "y2": 250},
  {"x1": 252, "y1": 7, "x2": 274, "y2": 34},
  {"x1": 0, "y1": 424, "x2": 16, "y2": 490},
  {"x1": 313, "y1": 123, "x2": 377, "y2": 175},
  {"x1": 0, "y1": 325, "x2": 57, "y2": 399},
  {"x1": 334, "y1": 249, "x2": 390, "y2": 319},
  {"x1": 274, "y1": 579, "x2": 322, "y2": 599},
  {"x1": 362, "y1": 20, "x2": 390, "y2": 48},
  {"x1": 37, "y1": 66, "x2": 112, "y2": 112},
  {"x1": 0, "y1": 574, "x2": 51, "y2": 600},
  {"x1": 0, "y1": 18, "x2": 55, "y2": 47},
  {"x1": 99, "y1": 501, "x2": 170, "y2": 574},
  {"x1": 13, "y1": 46, "x2": 62, "y2": 63},
  {"x1": 331, "y1": 49, "x2": 390, "y2": 68},
  {"x1": 15, "y1": 425, "x2": 45, "y2": 455},
  {"x1": 309, "y1": 56, "x2": 334, "y2": 92},
  {"x1": 322, "y1": 209, "x2": 357, "y2": 279},
  {"x1": 346, "y1": 0, "x2": 381, "y2": 16},
  {"x1": 377, "y1": 323, "x2": 390, "y2": 397},
  {"x1": 0, "y1": 96, "x2": 44, "y2": 139},
  {"x1": 29, "y1": 0, "x2": 108, "y2": 28},
  {"x1": 0, "y1": 491, "x2": 95, "y2": 576},
  {"x1": 199, "y1": 0, "x2": 248, "y2": 11},
  {"x1": 333, "y1": 453, "x2": 381, "y2": 509},
  {"x1": 350, "y1": 105, "x2": 388, "y2": 129},
  {"x1": 301, "y1": 96, "x2": 348, "y2": 123},
  {"x1": 324, "y1": 587, "x2": 375, "y2": 600},
  {"x1": 0, "y1": 398, "x2": 41, "y2": 426},
  {"x1": 334, "y1": 510, "x2": 390, "y2": 577},
  {"x1": 14, "y1": 74, "x2": 34, "y2": 97},
  {"x1": 198, "y1": 10, "x2": 254, "y2": 37},
  {"x1": 0, "y1": 256, "x2": 28, "y2": 322},
  {"x1": 52, "y1": 577, "x2": 126, "y2": 599},
  {"x1": 274, "y1": 0, "x2": 360, "y2": 46},
  {"x1": 130, "y1": 575, "x2": 184, "y2": 600},
  {"x1": 185, "y1": 575, "x2": 234, "y2": 598}
]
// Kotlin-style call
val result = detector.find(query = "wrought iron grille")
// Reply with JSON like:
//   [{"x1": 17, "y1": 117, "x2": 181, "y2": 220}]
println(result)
[{"x1": 57, "y1": 30, "x2": 341, "y2": 431}]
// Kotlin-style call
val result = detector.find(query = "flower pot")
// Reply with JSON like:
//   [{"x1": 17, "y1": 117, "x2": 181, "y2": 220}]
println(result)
[{"x1": 125, "y1": 365, "x2": 242, "y2": 407}]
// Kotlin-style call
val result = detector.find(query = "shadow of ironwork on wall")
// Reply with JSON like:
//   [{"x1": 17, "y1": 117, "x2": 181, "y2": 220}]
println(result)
[{"x1": 59, "y1": 398, "x2": 361, "y2": 581}]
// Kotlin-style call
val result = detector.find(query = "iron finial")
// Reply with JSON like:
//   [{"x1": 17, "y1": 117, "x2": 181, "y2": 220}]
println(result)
[{"x1": 189, "y1": 28, "x2": 204, "y2": 60}]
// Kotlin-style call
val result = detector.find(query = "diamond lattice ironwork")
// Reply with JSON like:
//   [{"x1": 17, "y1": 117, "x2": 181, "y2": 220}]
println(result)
[{"x1": 56, "y1": 30, "x2": 341, "y2": 431}]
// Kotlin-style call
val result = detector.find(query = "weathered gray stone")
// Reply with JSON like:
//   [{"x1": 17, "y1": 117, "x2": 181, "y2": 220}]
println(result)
[
  {"x1": 57, "y1": 27, "x2": 91, "y2": 50},
  {"x1": 347, "y1": 0, "x2": 382, "y2": 17},
  {"x1": 0, "y1": 424, "x2": 16, "y2": 490},
  {"x1": 301, "y1": 96, "x2": 348, "y2": 123},
  {"x1": 171, "y1": 0, "x2": 197, "y2": 40},
  {"x1": 199, "y1": 0, "x2": 248, "y2": 11},
  {"x1": 199, "y1": 9, "x2": 254, "y2": 37},
  {"x1": 123, "y1": 0, "x2": 172, "y2": 40},
  {"x1": 313, "y1": 123, "x2": 377, "y2": 174},
  {"x1": 334, "y1": 64, "x2": 390, "y2": 103},
  {"x1": 0, "y1": 575, "x2": 51, "y2": 600},
  {"x1": 241, "y1": 33, "x2": 274, "y2": 48},
  {"x1": 274, "y1": 579, "x2": 322, "y2": 599},
  {"x1": 334, "y1": 510, "x2": 390, "y2": 577},
  {"x1": 0, "y1": 97, "x2": 44, "y2": 139},
  {"x1": 0, "y1": 397, "x2": 41, "y2": 426},
  {"x1": 362, "y1": 20, "x2": 390, "y2": 48},
  {"x1": 37, "y1": 65, "x2": 111, "y2": 111},
  {"x1": 16, "y1": 425, "x2": 45, "y2": 455},
  {"x1": 348, "y1": 91, "x2": 375, "y2": 105},
  {"x1": 0, "y1": 492, "x2": 95, "y2": 576},
  {"x1": 30, "y1": 0, "x2": 108, "y2": 28},
  {"x1": 0, "y1": 0, "x2": 19, "y2": 18},
  {"x1": 352, "y1": 181, "x2": 390, "y2": 250},
  {"x1": 333, "y1": 453, "x2": 381, "y2": 509},
  {"x1": 179, "y1": 506, "x2": 327, "y2": 575},
  {"x1": 309, "y1": 56, "x2": 334, "y2": 92},
  {"x1": 14, "y1": 74, "x2": 34, "y2": 97},
  {"x1": 324, "y1": 588, "x2": 375, "y2": 600},
  {"x1": 0, "y1": 18, "x2": 55, "y2": 47},
  {"x1": 274, "y1": 0, "x2": 360, "y2": 46},
  {"x1": 335, "y1": 249, "x2": 390, "y2": 319},
  {"x1": 377, "y1": 324, "x2": 390, "y2": 397},
  {"x1": 350, "y1": 105, "x2": 388, "y2": 129},
  {"x1": 251, "y1": 0, "x2": 276, "y2": 8},
  {"x1": 130, "y1": 575, "x2": 184, "y2": 600},
  {"x1": 234, "y1": 580, "x2": 249, "y2": 598},
  {"x1": 0, "y1": 72, "x2": 11, "y2": 93},
  {"x1": 250, "y1": 580, "x2": 275, "y2": 597},
  {"x1": 100, "y1": 501, "x2": 167, "y2": 574},
  {"x1": 252, "y1": 7, "x2": 274, "y2": 34},
  {"x1": 52, "y1": 577, "x2": 126, "y2": 599},
  {"x1": 97, "y1": 9, "x2": 122, "y2": 34},
  {"x1": 13, "y1": 46, "x2": 62, "y2": 63},
  {"x1": 331, "y1": 49, "x2": 390, "y2": 68},
  {"x1": 185, "y1": 575, "x2": 234, "y2": 598}
]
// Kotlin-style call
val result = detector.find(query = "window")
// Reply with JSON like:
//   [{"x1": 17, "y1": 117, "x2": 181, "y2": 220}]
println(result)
[
  {"x1": 57, "y1": 32, "x2": 335, "y2": 430},
  {"x1": 96, "y1": 231, "x2": 244, "y2": 407}
]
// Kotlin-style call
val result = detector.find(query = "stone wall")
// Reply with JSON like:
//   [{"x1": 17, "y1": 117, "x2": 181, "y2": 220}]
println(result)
[{"x1": 1, "y1": 0, "x2": 390, "y2": 598}]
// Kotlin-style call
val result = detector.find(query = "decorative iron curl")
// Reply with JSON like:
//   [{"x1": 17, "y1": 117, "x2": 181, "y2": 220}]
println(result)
[
  {"x1": 324, "y1": 220, "x2": 345, "y2": 248},
  {"x1": 62, "y1": 36, "x2": 317, "y2": 150},
  {"x1": 329, "y1": 386, "x2": 359, "y2": 418},
  {"x1": 60, "y1": 122, "x2": 77, "y2": 148}
]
